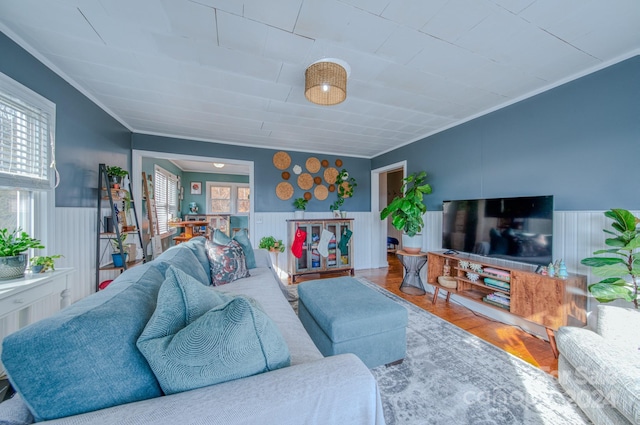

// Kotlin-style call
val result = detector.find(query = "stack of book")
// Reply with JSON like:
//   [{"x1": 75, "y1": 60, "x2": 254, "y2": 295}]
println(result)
[
  {"x1": 327, "y1": 237, "x2": 337, "y2": 266},
  {"x1": 483, "y1": 292, "x2": 510, "y2": 310},
  {"x1": 484, "y1": 277, "x2": 510, "y2": 292},
  {"x1": 483, "y1": 267, "x2": 510, "y2": 282}
]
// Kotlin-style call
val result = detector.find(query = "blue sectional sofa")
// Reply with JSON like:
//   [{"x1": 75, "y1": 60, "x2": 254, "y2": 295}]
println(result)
[{"x1": 0, "y1": 237, "x2": 385, "y2": 424}]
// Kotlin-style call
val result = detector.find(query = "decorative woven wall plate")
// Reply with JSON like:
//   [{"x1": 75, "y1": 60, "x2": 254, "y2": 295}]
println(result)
[
  {"x1": 340, "y1": 181, "x2": 352, "y2": 198},
  {"x1": 324, "y1": 167, "x2": 338, "y2": 184},
  {"x1": 303, "y1": 192, "x2": 312, "y2": 200},
  {"x1": 335, "y1": 159, "x2": 343, "y2": 167},
  {"x1": 306, "y1": 157, "x2": 321, "y2": 173},
  {"x1": 314, "y1": 185, "x2": 328, "y2": 201},
  {"x1": 328, "y1": 184, "x2": 336, "y2": 192},
  {"x1": 273, "y1": 151, "x2": 291, "y2": 170},
  {"x1": 281, "y1": 171, "x2": 290, "y2": 180},
  {"x1": 292, "y1": 164, "x2": 302, "y2": 175},
  {"x1": 297, "y1": 173, "x2": 313, "y2": 190},
  {"x1": 276, "y1": 182, "x2": 294, "y2": 200},
  {"x1": 321, "y1": 159, "x2": 329, "y2": 168},
  {"x1": 313, "y1": 176, "x2": 322, "y2": 185}
]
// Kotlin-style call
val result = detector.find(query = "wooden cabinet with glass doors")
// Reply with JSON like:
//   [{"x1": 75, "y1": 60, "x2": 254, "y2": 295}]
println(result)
[{"x1": 287, "y1": 218, "x2": 354, "y2": 283}]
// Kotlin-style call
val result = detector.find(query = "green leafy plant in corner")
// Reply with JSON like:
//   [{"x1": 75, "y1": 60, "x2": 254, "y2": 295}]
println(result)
[
  {"x1": 30, "y1": 255, "x2": 63, "y2": 273},
  {"x1": 258, "y1": 236, "x2": 285, "y2": 253},
  {"x1": 0, "y1": 228, "x2": 45, "y2": 257},
  {"x1": 293, "y1": 197, "x2": 308, "y2": 211},
  {"x1": 380, "y1": 171, "x2": 432, "y2": 237},
  {"x1": 110, "y1": 232, "x2": 128, "y2": 253},
  {"x1": 329, "y1": 169, "x2": 357, "y2": 211},
  {"x1": 105, "y1": 166, "x2": 129, "y2": 178},
  {"x1": 580, "y1": 209, "x2": 640, "y2": 309}
]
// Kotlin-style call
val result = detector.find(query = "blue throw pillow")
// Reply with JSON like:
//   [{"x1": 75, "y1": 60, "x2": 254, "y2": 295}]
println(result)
[
  {"x1": 2, "y1": 263, "x2": 166, "y2": 421},
  {"x1": 214, "y1": 228, "x2": 256, "y2": 269},
  {"x1": 137, "y1": 267, "x2": 290, "y2": 395}
]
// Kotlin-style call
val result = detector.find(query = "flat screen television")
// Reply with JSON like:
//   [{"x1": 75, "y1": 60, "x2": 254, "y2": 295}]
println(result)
[{"x1": 442, "y1": 195, "x2": 554, "y2": 266}]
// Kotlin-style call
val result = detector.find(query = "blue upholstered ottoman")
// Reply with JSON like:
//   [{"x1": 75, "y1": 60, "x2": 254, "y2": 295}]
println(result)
[{"x1": 297, "y1": 277, "x2": 408, "y2": 368}]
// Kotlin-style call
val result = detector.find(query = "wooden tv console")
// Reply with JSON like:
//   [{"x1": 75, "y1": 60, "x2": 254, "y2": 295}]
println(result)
[{"x1": 426, "y1": 251, "x2": 587, "y2": 357}]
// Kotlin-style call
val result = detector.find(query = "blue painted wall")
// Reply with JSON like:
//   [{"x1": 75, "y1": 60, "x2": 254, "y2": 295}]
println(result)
[
  {"x1": 132, "y1": 134, "x2": 371, "y2": 213},
  {"x1": 0, "y1": 32, "x2": 131, "y2": 208},
  {"x1": 372, "y1": 55, "x2": 640, "y2": 211}
]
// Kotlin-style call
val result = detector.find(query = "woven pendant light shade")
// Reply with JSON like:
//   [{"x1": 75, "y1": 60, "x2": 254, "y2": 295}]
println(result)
[{"x1": 305, "y1": 61, "x2": 347, "y2": 106}]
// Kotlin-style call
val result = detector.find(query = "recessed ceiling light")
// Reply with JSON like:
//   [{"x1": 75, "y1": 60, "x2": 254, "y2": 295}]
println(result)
[{"x1": 213, "y1": 163, "x2": 225, "y2": 168}]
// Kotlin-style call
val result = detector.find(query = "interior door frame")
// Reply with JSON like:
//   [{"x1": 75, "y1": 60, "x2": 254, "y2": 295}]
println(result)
[{"x1": 370, "y1": 160, "x2": 406, "y2": 269}]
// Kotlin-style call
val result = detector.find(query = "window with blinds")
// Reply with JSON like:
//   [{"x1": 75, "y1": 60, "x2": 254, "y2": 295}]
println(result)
[
  {"x1": 154, "y1": 166, "x2": 178, "y2": 235},
  {"x1": 0, "y1": 72, "x2": 55, "y2": 246}
]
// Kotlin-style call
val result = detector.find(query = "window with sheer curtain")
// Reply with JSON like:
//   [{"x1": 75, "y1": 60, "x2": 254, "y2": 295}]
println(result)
[
  {"x1": 0, "y1": 72, "x2": 55, "y2": 245},
  {"x1": 154, "y1": 166, "x2": 178, "y2": 235}
]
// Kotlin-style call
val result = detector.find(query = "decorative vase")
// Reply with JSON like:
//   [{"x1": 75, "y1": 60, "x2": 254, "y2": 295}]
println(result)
[
  {"x1": 294, "y1": 210, "x2": 305, "y2": 219},
  {"x1": 340, "y1": 211, "x2": 347, "y2": 218},
  {"x1": 0, "y1": 254, "x2": 28, "y2": 280},
  {"x1": 402, "y1": 234, "x2": 422, "y2": 254},
  {"x1": 31, "y1": 265, "x2": 44, "y2": 274}
]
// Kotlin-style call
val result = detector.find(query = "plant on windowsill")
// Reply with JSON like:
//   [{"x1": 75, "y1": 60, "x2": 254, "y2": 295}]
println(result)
[
  {"x1": 293, "y1": 197, "x2": 308, "y2": 219},
  {"x1": 0, "y1": 228, "x2": 45, "y2": 279},
  {"x1": 329, "y1": 169, "x2": 357, "y2": 217},
  {"x1": 380, "y1": 171, "x2": 432, "y2": 254},
  {"x1": 580, "y1": 209, "x2": 640, "y2": 309},
  {"x1": 30, "y1": 255, "x2": 63, "y2": 274}
]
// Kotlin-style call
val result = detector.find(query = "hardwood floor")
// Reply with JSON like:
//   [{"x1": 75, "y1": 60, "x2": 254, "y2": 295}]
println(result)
[{"x1": 295, "y1": 253, "x2": 559, "y2": 377}]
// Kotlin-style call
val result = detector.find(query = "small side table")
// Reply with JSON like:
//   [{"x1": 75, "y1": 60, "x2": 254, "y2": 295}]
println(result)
[{"x1": 396, "y1": 250, "x2": 428, "y2": 295}]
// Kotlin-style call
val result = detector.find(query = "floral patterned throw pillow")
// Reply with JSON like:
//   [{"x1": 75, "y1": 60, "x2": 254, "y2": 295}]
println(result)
[{"x1": 205, "y1": 239, "x2": 250, "y2": 286}]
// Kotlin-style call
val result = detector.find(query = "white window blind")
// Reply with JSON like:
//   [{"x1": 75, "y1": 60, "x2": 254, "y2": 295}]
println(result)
[
  {"x1": 0, "y1": 72, "x2": 54, "y2": 190},
  {"x1": 154, "y1": 166, "x2": 178, "y2": 234}
]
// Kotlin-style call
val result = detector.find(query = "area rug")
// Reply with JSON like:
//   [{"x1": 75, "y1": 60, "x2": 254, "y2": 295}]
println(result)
[{"x1": 289, "y1": 278, "x2": 590, "y2": 425}]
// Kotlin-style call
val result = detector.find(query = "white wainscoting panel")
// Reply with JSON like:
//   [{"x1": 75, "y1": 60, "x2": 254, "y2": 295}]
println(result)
[{"x1": 55, "y1": 207, "x2": 639, "y2": 317}]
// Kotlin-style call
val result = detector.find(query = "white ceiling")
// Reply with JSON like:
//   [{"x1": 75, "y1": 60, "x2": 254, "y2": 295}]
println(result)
[
  {"x1": 170, "y1": 158, "x2": 250, "y2": 175},
  {"x1": 1, "y1": 0, "x2": 638, "y2": 158}
]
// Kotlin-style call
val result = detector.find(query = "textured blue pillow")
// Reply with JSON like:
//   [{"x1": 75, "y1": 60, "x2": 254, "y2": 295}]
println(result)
[
  {"x1": 214, "y1": 228, "x2": 256, "y2": 269},
  {"x1": 2, "y1": 262, "x2": 166, "y2": 421},
  {"x1": 137, "y1": 267, "x2": 290, "y2": 395}
]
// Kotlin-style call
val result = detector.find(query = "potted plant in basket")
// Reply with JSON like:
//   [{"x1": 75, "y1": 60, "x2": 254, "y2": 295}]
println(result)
[
  {"x1": 259, "y1": 236, "x2": 285, "y2": 253},
  {"x1": 580, "y1": 209, "x2": 640, "y2": 309},
  {"x1": 0, "y1": 228, "x2": 45, "y2": 279},
  {"x1": 30, "y1": 255, "x2": 63, "y2": 274},
  {"x1": 380, "y1": 171, "x2": 432, "y2": 253},
  {"x1": 293, "y1": 197, "x2": 308, "y2": 219}
]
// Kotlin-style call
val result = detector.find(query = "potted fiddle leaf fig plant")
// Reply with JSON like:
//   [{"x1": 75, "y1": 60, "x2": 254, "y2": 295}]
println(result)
[
  {"x1": 0, "y1": 228, "x2": 45, "y2": 279},
  {"x1": 30, "y1": 254, "x2": 63, "y2": 273},
  {"x1": 380, "y1": 171, "x2": 432, "y2": 253},
  {"x1": 580, "y1": 209, "x2": 640, "y2": 309}
]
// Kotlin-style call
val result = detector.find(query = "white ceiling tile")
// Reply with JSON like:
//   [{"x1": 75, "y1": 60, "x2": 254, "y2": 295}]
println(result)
[
  {"x1": 375, "y1": 27, "x2": 429, "y2": 64},
  {"x1": 492, "y1": 0, "x2": 535, "y2": 14},
  {"x1": 161, "y1": 0, "x2": 217, "y2": 41},
  {"x1": 243, "y1": 0, "x2": 304, "y2": 32},
  {"x1": 96, "y1": 0, "x2": 172, "y2": 32},
  {"x1": 264, "y1": 27, "x2": 315, "y2": 64},
  {"x1": 420, "y1": 0, "x2": 494, "y2": 43},
  {"x1": 339, "y1": 0, "x2": 391, "y2": 15},
  {"x1": 381, "y1": 0, "x2": 449, "y2": 29},
  {"x1": 217, "y1": 10, "x2": 268, "y2": 56}
]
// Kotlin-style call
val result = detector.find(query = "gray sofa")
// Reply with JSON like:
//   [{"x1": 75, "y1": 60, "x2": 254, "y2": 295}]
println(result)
[
  {"x1": 556, "y1": 305, "x2": 640, "y2": 425},
  {"x1": 0, "y1": 237, "x2": 385, "y2": 424}
]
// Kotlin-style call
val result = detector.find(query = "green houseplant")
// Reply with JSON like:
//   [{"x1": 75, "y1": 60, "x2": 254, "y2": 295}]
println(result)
[
  {"x1": 110, "y1": 233, "x2": 129, "y2": 267},
  {"x1": 259, "y1": 236, "x2": 285, "y2": 253},
  {"x1": 106, "y1": 166, "x2": 129, "y2": 188},
  {"x1": 380, "y1": 171, "x2": 432, "y2": 253},
  {"x1": 330, "y1": 169, "x2": 357, "y2": 215},
  {"x1": 30, "y1": 255, "x2": 63, "y2": 273},
  {"x1": 0, "y1": 228, "x2": 45, "y2": 279},
  {"x1": 580, "y1": 209, "x2": 640, "y2": 309},
  {"x1": 293, "y1": 197, "x2": 308, "y2": 219}
]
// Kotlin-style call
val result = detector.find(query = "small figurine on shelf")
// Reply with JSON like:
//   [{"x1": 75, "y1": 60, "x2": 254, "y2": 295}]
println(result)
[
  {"x1": 443, "y1": 259, "x2": 451, "y2": 277},
  {"x1": 188, "y1": 202, "x2": 198, "y2": 214},
  {"x1": 548, "y1": 262, "x2": 555, "y2": 277},
  {"x1": 558, "y1": 260, "x2": 568, "y2": 279}
]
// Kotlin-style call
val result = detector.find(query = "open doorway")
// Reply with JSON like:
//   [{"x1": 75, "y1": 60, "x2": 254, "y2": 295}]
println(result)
[
  {"x1": 370, "y1": 161, "x2": 406, "y2": 269},
  {"x1": 132, "y1": 150, "x2": 254, "y2": 258}
]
